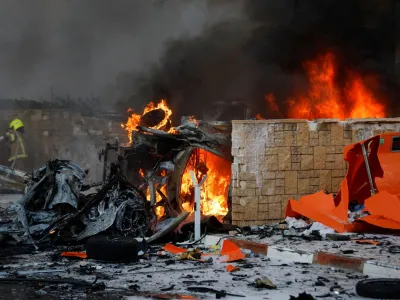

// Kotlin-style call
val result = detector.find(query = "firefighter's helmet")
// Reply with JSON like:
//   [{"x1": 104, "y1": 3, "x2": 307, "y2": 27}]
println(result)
[{"x1": 9, "y1": 119, "x2": 24, "y2": 131}]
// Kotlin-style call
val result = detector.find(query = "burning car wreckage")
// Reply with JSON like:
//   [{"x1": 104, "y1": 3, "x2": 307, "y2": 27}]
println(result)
[{"x1": 0, "y1": 114, "x2": 233, "y2": 249}]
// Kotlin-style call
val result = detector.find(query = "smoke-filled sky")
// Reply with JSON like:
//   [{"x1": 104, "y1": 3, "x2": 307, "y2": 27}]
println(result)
[
  {"x1": 0, "y1": 0, "x2": 398, "y2": 118},
  {"x1": 0, "y1": 0, "x2": 243, "y2": 100}
]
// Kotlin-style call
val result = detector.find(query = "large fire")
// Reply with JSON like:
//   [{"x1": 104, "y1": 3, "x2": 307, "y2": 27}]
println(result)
[
  {"x1": 180, "y1": 149, "x2": 231, "y2": 218},
  {"x1": 266, "y1": 52, "x2": 386, "y2": 119},
  {"x1": 121, "y1": 99, "x2": 231, "y2": 219}
]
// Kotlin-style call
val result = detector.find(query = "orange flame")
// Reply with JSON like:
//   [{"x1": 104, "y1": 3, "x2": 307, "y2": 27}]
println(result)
[
  {"x1": 180, "y1": 149, "x2": 230, "y2": 218},
  {"x1": 121, "y1": 101, "x2": 230, "y2": 220},
  {"x1": 121, "y1": 99, "x2": 174, "y2": 143},
  {"x1": 267, "y1": 52, "x2": 385, "y2": 120}
]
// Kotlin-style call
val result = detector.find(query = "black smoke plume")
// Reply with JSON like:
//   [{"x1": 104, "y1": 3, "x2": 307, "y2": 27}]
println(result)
[{"x1": 118, "y1": 0, "x2": 399, "y2": 120}]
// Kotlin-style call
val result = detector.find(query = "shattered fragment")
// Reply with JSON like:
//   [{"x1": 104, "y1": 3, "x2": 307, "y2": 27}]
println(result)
[{"x1": 251, "y1": 277, "x2": 277, "y2": 289}]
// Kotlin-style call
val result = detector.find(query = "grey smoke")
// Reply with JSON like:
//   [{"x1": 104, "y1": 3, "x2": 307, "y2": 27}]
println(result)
[{"x1": 0, "y1": 0, "x2": 243, "y2": 101}]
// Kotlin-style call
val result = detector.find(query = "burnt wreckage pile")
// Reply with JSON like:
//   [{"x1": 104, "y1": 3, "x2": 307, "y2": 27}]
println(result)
[{"x1": 0, "y1": 117, "x2": 232, "y2": 247}]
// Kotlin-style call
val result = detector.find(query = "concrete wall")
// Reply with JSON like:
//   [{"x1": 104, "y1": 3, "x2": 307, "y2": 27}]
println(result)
[
  {"x1": 231, "y1": 118, "x2": 400, "y2": 226},
  {"x1": 0, "y1": 109, "x2": 128, "y2": 182}
]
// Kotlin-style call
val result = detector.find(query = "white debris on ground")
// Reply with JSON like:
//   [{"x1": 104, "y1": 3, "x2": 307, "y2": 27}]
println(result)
[
  {"x1": 1, "y1": 249, "x2": 367, "y2": 299},
  {"x1": 285, "y1": 217, "x2": 309, "y2": 229},
  {"x1": 243, "y1": 233, "x2": 400, "y2": 268},
  {"x1": 302, "y1": 222, "x2": 335, "y2": 238}
]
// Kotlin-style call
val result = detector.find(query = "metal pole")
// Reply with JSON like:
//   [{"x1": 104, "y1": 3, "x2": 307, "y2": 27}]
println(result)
[
  {"x1": 190, "y1": 170, "x2": 207, "y2": 241},
  {"x1": 360, "y1": 143, "x2": 375, "y2": 196}
]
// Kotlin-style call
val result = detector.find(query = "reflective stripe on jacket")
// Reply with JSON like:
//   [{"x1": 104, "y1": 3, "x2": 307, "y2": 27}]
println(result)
[{"x1": 8, "y1": 131, "x2": 27, "y2": 161}]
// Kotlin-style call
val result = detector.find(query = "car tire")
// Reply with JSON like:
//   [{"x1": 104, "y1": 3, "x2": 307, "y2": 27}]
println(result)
[
  {"x1": 356, "y1": 278, "x2": 400, "y2": 299},
  {"x1": 86, "y1": 235, "x2": 139, "y2": 262}
]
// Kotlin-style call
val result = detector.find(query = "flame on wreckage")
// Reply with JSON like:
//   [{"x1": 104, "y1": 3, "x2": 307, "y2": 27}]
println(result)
[{"x1": 0, "y1": 114, "x2": 232, "y2": 246}]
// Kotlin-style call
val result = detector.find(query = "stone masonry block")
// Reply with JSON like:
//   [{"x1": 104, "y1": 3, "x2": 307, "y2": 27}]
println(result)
[
  {"x1": 268, "y1": 195, "x2": 282, "y2": 203},
  {"x1": 237, "y1": 188, "x2": 256, "y2": 197},
  {"x1": 310, "y1": 139, "x2": 319, "y2": 146},
  {"x1": 284, "y1": 123, "x2": 297, "y2": 131},
  {"x1": 244, "y1": 200, "x2": 259, "y2": 221},
  {"x1": 331, "y1": 123, "x2": 344, "y2": 145},
  {"x1": 278, "y1": 147, "x2": 291, "y2": 170},
  {"x1": 263, "y1": 171, "x2": 276, "y2": 180},
  {"x1": 275, "y1": 138, "x2": 284, "y2": 146},
  {"x1": 268, "y1": 203, "x2": 282, "y2": 219},
  {"x1": 259, "y1": 196, "x2": 268, "y2": 204},
  {"x1": 275, "y1": 179, "x2": 285, "y2": 187},
  {"x1": 232, "y1": 211, "x2": 244, "y2": 221},
  {"x1": 314, "y1": 146, "x2": 327, "y2": 169},
  {"x1": 300, "y1": 146, "x2": 314, "y2": 155},
  {"x1": 291, "y1": 146, "x2": 301, "y2": 155},
  {"x1": 317, "y1": 122, "x2": 330, "y2": 131},
  {"x1": 326, "y1": 162, "x2": 335, "y2": 169},
  {"x1": 276, "y1": 171, "x2": 285, "y2": 179},
  {"x1": 240, "y1": 181, "x2": 257, "y2": 189},
  {"x1": 310, "y1": 185, "x2": 320, "y2": 193},
  {"x1": 310, "y1": 131, "x2": 319, "y2": 139},
  {"x1": 285, "y1": 171, "x2": 298, "y2": 194},
  {"x1": 258, "y1": 203, "x2": 269, "y2": 212},
  {"x1": 335, "y1": 146, "x2": 344, "y2": 153},
  {"x1": 344, "y1": 130, "x2": 352, "y2": 139},
  {"x1": 296, "y1": 123, "x2": 310, "y2": 146},
  {"x1": 232, "y1": 196, "x2": 241, "y2": 205},
  {"x1": 298, "y1": 178, "x2": 311, "y2": 194},
  {"x1": 319, "y1": 170, "x2": 332, "y2": 191},
  {"x1": 281, "y1": 199, "x2": 289, "y2": 215},
  {"x1": 319, "y1": 131, "x2": 331, "y2": 146},
  {"x1": 274, "y1": 131, "x2": 283, "y2": 139},
  {"x1": 298, "y1": 171, "x2": 311, "y2": 179},
  {"x1": 284, "y1": 131, "x2": 296, "y2": 146},
  {"x1": 332, "y1": 169, "x2": 347, "y2": 178},
  {"x1": 292, "y1": 154, "x2": 301, "y2": 163},
  {"x1": 265, "y1": 147, "x2": 278, "y2": 155},
  {"x1": 292, "y1": 163, "x2": 301, "y2": 170},
  {"x1": 332, "y1": 177, "x2": 342, "y2": 192},
  {"x1": 258, "y1": 212, "x2": 268, "y2": 221},
  {"x1": 263, "y1": 155, "x2": 278, "y2": 171},
  {"x1": 343, "y1": 138, "x2": 352, "y2": 145},
  {"x1": 233, "y1": 204, "x2": 245, "y2": 213},
  {"x1": 334, "y1": 154, "x2": 346, "y2": 169},
  {"x1": 326, "y1": 154, "x2": 335, "y2": 162},
  {"x1": 301, "y1": 155, "x2": 314, "y2": 170},
  {"x1": 326, "y1": 146, "x2": 336, "y2": 154},
  {"x1": 261, "y1": 187, "x2": 274, "y2": 196},
  {"x1": 275, "y1": 186, "x2": 285, "y2": 195}
]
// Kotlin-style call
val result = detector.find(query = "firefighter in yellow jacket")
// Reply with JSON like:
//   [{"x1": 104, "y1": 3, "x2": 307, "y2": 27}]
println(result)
[{"x1": 3, "y1": 119, "x2": 28, "y2": 169}]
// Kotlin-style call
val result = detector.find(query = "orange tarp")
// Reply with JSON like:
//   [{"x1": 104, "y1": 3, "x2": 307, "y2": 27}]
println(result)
[{"x1": 285, "y1": 133, "x2": 400, "y2": 233}]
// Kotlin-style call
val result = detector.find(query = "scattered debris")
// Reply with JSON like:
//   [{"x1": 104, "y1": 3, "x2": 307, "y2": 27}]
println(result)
[
  {"x1": 251, "y1": 277, "x2": 277, "y2": 289},
  {"x1": 290, "y1": 292, "x2": 316, "y2": 300},
  {"x1": 61, "y1": 251, "x2": 87, "y2": 259},
  {"x1": 355, "y1": 239, "x2": 382, "y2": 246},
  {"x1": 186, "y1": 286, "x2": 245, "y2": 298},
  {"x1": 226, "y1": 264, "x2": 240, "y2": 272}
]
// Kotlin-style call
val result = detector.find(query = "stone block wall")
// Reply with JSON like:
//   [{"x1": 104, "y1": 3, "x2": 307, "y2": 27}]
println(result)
[
  {"x1": 0, "y1": 109, "x2": 127, "y2": 182},
  {"x1": 231, "y1": 118, "x2": 400, "y2": 226}
]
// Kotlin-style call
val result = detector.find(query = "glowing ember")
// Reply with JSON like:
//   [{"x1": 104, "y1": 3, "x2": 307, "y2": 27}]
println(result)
[
  {"x1": 267, "y1": 52, "x2": 385, "y2": 120},
  {"x1": 180, "y1": 149, "x2": 230, "y2": 218},
  {"x1": 121, "y1": 99, "x2": 174, "y2": 143}
]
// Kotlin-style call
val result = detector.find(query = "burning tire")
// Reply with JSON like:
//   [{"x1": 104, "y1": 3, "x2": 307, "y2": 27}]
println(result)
[
  {"x1": 86, "y1": 235, "x2": 141, "y2": 262},
  {"x1": 356, "y1": 278, "x2": 400, "y2": 299}
]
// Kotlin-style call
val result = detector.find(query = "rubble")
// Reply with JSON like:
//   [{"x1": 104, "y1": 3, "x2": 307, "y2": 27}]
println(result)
[{"x1": 0, "y1": 159, "x2": 148, "y2": 247}]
